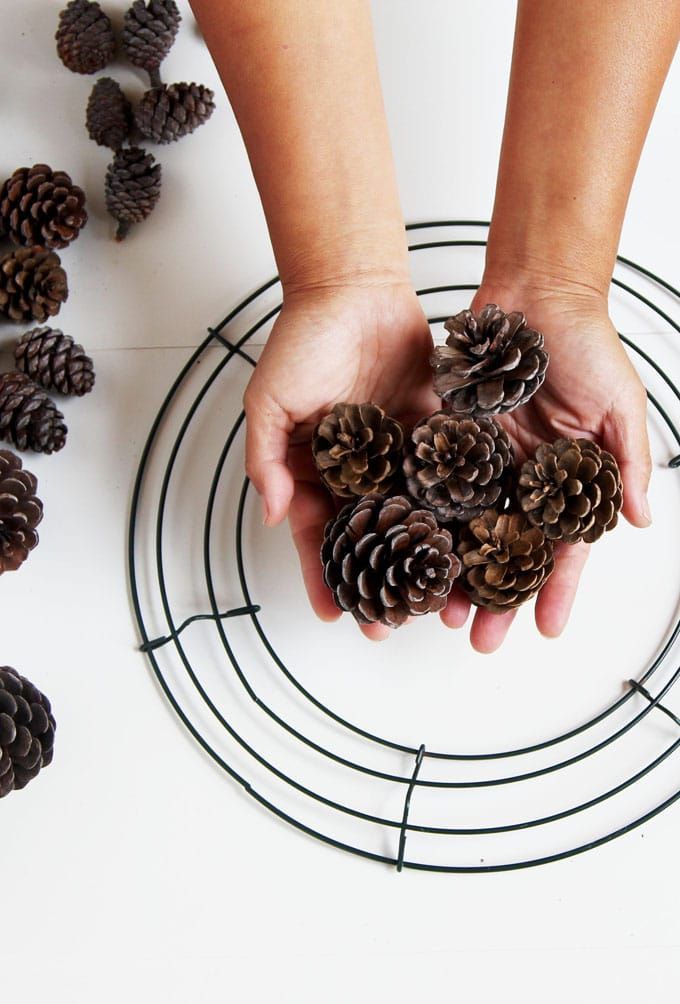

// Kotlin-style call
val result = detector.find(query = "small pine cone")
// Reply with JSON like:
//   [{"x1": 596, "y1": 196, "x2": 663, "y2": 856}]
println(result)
[
  {"x1": 0, "y1": 164, "x2": 88, "y2": 250},
  {"x1": 105, "y1": 146, "x2": 161, "y2": 241},
  {"x1": 457, "y1": 510, "x2": 554, "y2": 614},
  {"x1": 403, "y1": 412, "x2": 513, "y2": 523},
  {"x1": 0, "y1": 450, "x2": 43, "y2": 574},
  {"x1": 86, "y1": 78, "x2": 133, "y2": 151},
  {"x1": 0, "y1": 668, "x2": 55, "y2": 797},
  {"x1": 122, "y1": 0, "x2": 181, "y2": 84},
  {"x1": 56, "y1": 0, "x2": 115, "y2": 74},
  {"x1": 432, "y1": 303, "x2": 549, "y2": 417},
  {"x1": 135, "y1": 82, "x2": 215, "y2": 144},
  {"x1": 15, "y1": 327, "x2": 95, "y2": 397},
  {"x1": 313, "y1": 403, "x2": 404, "y2": 499},
  {"x1": 0, "y1": 247, "x2": 68, "y2": 324},
  {"x1": 518, "y1": 438, "x2": 623, "y2": 544},
  {"x1": 0, "y1": 372, "x2": 67, "y2": 454},
  {"x1": 321, "y1": 494, "x2": 460, "y2": 627}
]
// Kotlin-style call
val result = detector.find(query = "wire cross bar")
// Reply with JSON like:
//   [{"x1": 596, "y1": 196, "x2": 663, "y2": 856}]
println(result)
[
  {"x1": 207, "y1": 327, "x2": 258, "y2": 367},
  {"x1": 140, "y1": 604, "x2": 261, "y2": 652},
  {"x1": 670, "y1": 455, "x2": 680, "y2": 469},
  {"x1": 396, "y1": 744, "x2": 426, "y2": 872},
  {"x1": 627, "y1": 678, "x2": 680, "y2": 729}
]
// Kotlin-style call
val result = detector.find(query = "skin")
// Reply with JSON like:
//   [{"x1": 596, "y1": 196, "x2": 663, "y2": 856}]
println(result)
[{"x1": 189, "y1": 0, "x2": 680, "y2": 650}]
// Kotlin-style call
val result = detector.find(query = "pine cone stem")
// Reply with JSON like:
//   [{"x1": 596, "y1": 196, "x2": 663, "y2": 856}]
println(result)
[{"x1": 148, "y1": 66, "x2": 162, "y2": 88}]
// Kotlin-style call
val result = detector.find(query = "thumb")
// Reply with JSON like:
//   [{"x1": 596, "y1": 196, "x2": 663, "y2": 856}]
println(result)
[
  {"x1": 603, "y1": 387, "x2": 652, "y2": 528},
  {"x1": 243, "y1": 382, "x2": 295, "y2": 526}
]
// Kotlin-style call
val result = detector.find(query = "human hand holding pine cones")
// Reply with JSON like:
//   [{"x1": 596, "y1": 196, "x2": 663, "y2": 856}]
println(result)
[
  {"x1": 243, "y1": 280, "x2": 438, "y2": 641},
  {"x1": 436, "y1": 283, "x2": 651, "y2": 653}
]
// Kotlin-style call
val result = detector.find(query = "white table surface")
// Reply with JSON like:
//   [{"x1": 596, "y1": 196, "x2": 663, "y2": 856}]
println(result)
[{"x1": 2, "y1": 2, "x2": 680, "y2": 1001}]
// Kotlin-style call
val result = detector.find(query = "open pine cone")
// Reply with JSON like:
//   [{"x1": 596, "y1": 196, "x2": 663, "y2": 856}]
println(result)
[
  {"x1": 457, "y1": 509, "x2": 554, "y2": 613},
  {"x1": 313, "y1": 402, "x2": 404, "y2": 499},
  {"x1": 403, "y1": 412, "x2": 513, "y2": 522},
  {"x1": 0, "y1": 164, "x2": 87, "y2": 250},
  {"x1": 122, "y1": 0, "x2": 181, "y2": 87},
  {"x1": 56, "y1": 0, "x2": 115, "y2": 74},
  {"x1": 432, "y1": 303, "x2": 549, "y2": 417},
  {"x1": 105, "y1": 146, "x2": 162, "y2": 241},
  {"x1": 0, "y1": 450, "x2": 43, "y2": 574},
  {"x1": 0, "y1": 372, "x2": 67, "y2": 454},
  {"x1": 518, "y1": 438, "x2": 623, "y2": 544},
  {"x1": 321, "y1": 494, "x2": 460, "y2": 627},
  {"x1": 15, "y1": 327, "x2": 95, "y2": 397},
  {"x1": 0, "y1": 247, "x2": 68, "y2": 324},
  {"x1": 0, "y1": 667, "x2": 56, "y2": 797},
  {"x1": 135, "y1": 82, "x2": 216, "y2": 144},
  {"x1": 86, "y1": 77, "x2": 133, "y2": 151}
]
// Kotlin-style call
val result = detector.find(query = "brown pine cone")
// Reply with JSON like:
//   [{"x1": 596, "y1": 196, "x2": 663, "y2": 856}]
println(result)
[
  {"x1": 403, "y1": 412, "x2": 513, "y2": 522},
  {"x1": 0, "y1": 372, "x2": 67, "y2": 454},
  {"x1": 86, "y1": 77, "x2": 133, "y2": 151},
  {"x1": 135, "y1": 83, "x2": 215, "y2": 144},
  {"x1": 0, "y1": 247, "x2": 68, "y2": 324},
  {"x1": 15, "y1": 327, "x2": 95, "y2": 397},
  {"x1": 122, "y1": 0, "x2": 181, "y2": 86},
  {"x1": 55, "y1": 0, "x2": 115, "y2": 74},
  {"x1": 313, "y1": 403, "x2": 404, "y2": 499},
  {"x1": 0, "y1": 451, "x2": 43, "y2": 574},
  {"x1": 457, "y1": 510, "x2": 554, "y2": 613},
  {"x1": 0, "y1": 164, "x2": 88, "y2": 250},
  {"x1": 105, "y1": 146, "x2": 162, "y2": 241},
  {"x1": 321, "y1": 494, "x2": 460, "y2": 627},
  {"x1": 518, "y1": 438, "x2": 623, "y2": 544},
  {"x1": 0, "y1": 667, "x2": 56, "y2": 797},
  {"x1": 432, "y1": 303, "x2": 549, "y2": 417}
]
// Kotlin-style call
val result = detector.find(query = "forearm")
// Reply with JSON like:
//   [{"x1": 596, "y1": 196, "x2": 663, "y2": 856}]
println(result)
[
  {"x1": 189, "y1": 0, "x2": 408, "y2": 292},
  {"x1": 485, "y1": 0, "x2": 680, "y2": 297}
]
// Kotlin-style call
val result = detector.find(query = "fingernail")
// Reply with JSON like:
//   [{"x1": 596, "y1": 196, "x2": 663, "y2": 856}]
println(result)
[{"x1": 641, "y1": 494, "x2": 652, "y2": 525}]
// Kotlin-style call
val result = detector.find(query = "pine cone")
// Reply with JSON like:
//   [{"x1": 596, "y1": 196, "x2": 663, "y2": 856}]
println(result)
[
  {"x1": 0, "y1": 451, "x2": 43, "y2": 574},
  {"x1": 105, "y1": 146, "x2": 161, "y2": 241},
  {"x1": 135, "y1": 83, "x2": 215, "y2": 144},
  {"x1": 0, "y1": 372, "x2": 67, "y2": 454},
  {"x1": 403, "y1": 411, "x2": 513, "y2": 523},
  {"x1": 0, "y1": 164, "x2": 88, "y2": 251},
  {"x1": 15, "y1": 327, "x2": 95, "y2": 397},
  {"x1": 0, "y1": 247, "x2": 68, "y2": 324},
  {"x1": 457, "y1": 510, "x2": 554, "y2": 614},
  {"x1": 321, "y1": 494, "x2": 460, "y2": 627},
  {"x1": 122, "y1": 0, "x2": 181, "y2": 86},
  {"x1": 56, "y1": 0, "x2": 115, "y2": 74},
  {"x1": 518, "y1": 438, "x2": 623, "y2": 544},
  {"x1": 432, "y1": 303, "x2": 549, "y2": 417},
  {"x1": 313, "y1": 403, "x2": 404, "y2": 499},
  {"x1": 86, "y1": 77, "x2": 133, "y2": 151},
  {"x1": 0, "y1": 668, "x2": 55, "y2": 797}
]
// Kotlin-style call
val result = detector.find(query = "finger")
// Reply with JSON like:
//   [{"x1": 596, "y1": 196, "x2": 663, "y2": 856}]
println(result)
[
  {"x1": 469, "y1": 607, "x2": 517, "y2": 653},
  {"x1": 535, "y1": 540, "x2": 590, "y2": 638},
  {"x1": 440, "y1": 586, "x2": 471, "y2": 629},
  {"x1": 360, "y1": 622, "x2": 391, "y2": 642},
  {"x1": 288, "y1": 480, "x2": 340, "y2": 622},
  {"x1": 603, "y1": 393, "x2": 652, "y2": 528},
  {"x1": 244, "y1": 382, "x2": 295, "y2": 526}
]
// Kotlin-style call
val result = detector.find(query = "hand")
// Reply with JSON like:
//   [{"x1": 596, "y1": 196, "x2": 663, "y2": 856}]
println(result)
[
  {"x1": 439, "y1": 279, "x2": 652, "y2": 653},
  {"x1": 243, "y1": 279, "x2": 438, "y2": 641}
]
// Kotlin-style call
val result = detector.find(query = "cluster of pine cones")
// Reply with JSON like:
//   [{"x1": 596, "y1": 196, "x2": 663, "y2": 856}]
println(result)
[
  {"x1": 56, "y1": 0, "x2": 215, "y2": 240},
  {"x1": 313, "y1": 304, "x2": 623, "y2": 628},
  {"x1": 0, "y1": 162, "x2": 96, "y2": 454}
]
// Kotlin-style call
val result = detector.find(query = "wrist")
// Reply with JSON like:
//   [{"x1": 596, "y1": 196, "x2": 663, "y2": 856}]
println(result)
[{"x1": 278, "y1": 222, "x2": 411, "y2": 300}]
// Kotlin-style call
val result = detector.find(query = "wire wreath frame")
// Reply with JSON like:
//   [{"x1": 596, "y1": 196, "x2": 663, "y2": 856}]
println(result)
[{"x1": 128, "y1": 220, "x2": 680, "y2": 873}]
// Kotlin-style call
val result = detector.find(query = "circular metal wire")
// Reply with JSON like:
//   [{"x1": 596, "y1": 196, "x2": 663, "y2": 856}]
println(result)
[{"x1": 128, "y1": 220, "x2": 680, "y2": 872}]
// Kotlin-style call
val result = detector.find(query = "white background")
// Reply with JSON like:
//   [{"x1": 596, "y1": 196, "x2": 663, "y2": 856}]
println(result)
[{"x1": 1, "y1": 1, "x2": 680, "y2": 1001}]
